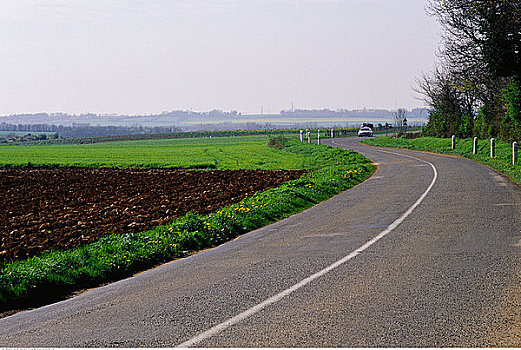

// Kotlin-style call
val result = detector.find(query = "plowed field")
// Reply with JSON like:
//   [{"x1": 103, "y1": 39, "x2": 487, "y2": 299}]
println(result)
[{"x1": 0, "y1": 166, "x2": 305, "y2": 264}]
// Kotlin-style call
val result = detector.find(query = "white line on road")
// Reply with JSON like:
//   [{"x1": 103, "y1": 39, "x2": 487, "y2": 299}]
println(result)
[{"x1": 176, "y1": 145, "x2": 438, "y2": 348}]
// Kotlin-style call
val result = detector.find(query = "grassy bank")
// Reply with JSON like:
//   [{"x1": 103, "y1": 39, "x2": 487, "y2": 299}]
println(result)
[
  {"x1": 0, "y1": 138, "x2": 374, "y2": 312},
  {"x1": 363, "y1": 136, "x2": 521, "y2": 185}
]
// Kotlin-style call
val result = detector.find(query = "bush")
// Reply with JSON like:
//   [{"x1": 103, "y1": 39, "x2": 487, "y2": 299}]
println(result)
[{"x1": 267, "y1": 136, "x2": 287, "y2": 150}]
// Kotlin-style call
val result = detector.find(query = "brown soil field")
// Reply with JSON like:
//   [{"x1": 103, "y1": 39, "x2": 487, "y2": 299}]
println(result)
[{"x1": 0, "y1": 166, "x2": 305, "y2": 264}]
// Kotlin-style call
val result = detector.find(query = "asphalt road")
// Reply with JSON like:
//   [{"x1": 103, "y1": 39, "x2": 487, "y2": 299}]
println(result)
[{"x1": 2, "y1": 137, "x2": 521, "y2": 347}]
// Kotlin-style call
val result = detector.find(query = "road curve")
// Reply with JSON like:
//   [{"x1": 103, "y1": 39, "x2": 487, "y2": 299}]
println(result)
[{"x1": 1, "y1": 138, "x2": 521, "y2": 347}]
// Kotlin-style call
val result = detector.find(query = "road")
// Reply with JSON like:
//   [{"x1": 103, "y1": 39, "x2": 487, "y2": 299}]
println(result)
[{"x1": 1, "y1": 137, "x2": 521, "y2": 347}]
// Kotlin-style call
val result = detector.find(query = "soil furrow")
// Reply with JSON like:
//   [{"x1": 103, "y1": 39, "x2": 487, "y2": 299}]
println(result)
[{"x1": 0, "y1": 166, "x2": 305, "y2": 264}]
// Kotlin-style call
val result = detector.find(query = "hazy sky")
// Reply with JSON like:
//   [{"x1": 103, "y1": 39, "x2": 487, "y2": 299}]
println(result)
[{"x1": 0, "y1": 0, "x2": 441, "y2": 115}]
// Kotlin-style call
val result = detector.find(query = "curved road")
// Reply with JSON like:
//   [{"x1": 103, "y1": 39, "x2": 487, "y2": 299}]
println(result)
[{"x1": 1, "y1": 138, "x2": 521, "y2": 347}]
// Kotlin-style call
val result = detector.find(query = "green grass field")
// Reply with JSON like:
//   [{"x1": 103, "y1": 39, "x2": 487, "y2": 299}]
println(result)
[
  {"x1": 363, "y1": 136, "x2": 521, "y2": 185},
  {"x1": 0, "y1": 135, "x2": 319, "y2": 170}
]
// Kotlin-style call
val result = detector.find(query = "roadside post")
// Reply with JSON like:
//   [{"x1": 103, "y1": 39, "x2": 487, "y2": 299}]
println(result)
[
  {"x1": 490, "y1": 138, "x2": 495, "y2": 158},
  {"x1": 317, "y1": 130, "x2": 321, "y2": 145},
  {"x1": 451, "y1": 135, "x2": 456, "y2": 150},
  {"x1": 513, "y1": 141, "x2": 518, "y2": 165},
  {"x1": 473, "y1": 137, "x2": 478, "y2": 154},
  {"x1": 300, "y1": 130, "x2": 303, "y2": 142},
  {"x1": 331, "y1": 129, "x2": 334, "y2": 138},
  {"x1": 307, "y1": 131, "x2": 311, "y2": 143}
]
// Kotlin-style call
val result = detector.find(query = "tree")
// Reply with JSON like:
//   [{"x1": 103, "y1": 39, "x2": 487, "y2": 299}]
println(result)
[
  {"x1": 394, "y1": 108, "x2": 408, "y2": 132},
  {"x1": 419, "y1": 0, "x2": 521, "y2": 140},
  {"x1": 416, "y1": 66, "x2": 477, "y2": 137},
  {"x1": 427, "y1": 0, "x2": 521, "y2": 80}
]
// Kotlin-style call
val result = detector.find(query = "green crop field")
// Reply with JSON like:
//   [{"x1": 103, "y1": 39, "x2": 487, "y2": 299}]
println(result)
[{"x1": 0, "y1": 135, "x2": 320, "y2": 170}]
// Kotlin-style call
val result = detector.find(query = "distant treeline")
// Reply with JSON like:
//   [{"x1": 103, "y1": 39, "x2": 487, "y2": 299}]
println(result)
[
  {"x1": 3, "y1": 110, "x2": 240, "y2": 119},
  {"x1": 0, "y1": 122, "x2": 182, "y2": 138},
  {"x1": 0, "y1": 108, "x2": 427, "y2": 127},
  {"x1": 0, "y1": 127, "x2": 364, "y2": 146},
  {"x1": 280, "y1": 108, "x2": 427, "y2": 119}
]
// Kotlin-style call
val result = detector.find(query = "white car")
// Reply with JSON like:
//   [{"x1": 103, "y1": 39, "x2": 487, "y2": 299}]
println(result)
[{"x1": 358, "y1": 127, "x2": 373, "y2": 137}]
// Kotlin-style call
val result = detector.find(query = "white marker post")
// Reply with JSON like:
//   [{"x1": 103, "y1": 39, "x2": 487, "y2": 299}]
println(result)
[
  {"x1": 473, "y1": 137, "x2": 478, "y2": 154},
  {"x1": 317, "y1": 130, "x2": 321, "y2": 145},
  {"x1": 491, "y1": 138, "x2": 495, "y2": 158},
  {"x1": 307, "y1": 131, "x2": 311, "y2": 143},
  {"x1": 451, "y1": 135, "x2": 456, "y2": 150},
  {"x1": 513, "y1": 141, "x2": 518, "y2": 165},
  {"x1": 331, "y1": 129, "x2": 334, "y2": 138},
  {"x1": 300, "y1": 130, "x2": 303, "y2": 142}
]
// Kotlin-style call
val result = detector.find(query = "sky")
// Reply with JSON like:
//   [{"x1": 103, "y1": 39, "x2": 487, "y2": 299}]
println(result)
[{"x1": 0, "y1": 0, "x2": 442, "y2": 115}]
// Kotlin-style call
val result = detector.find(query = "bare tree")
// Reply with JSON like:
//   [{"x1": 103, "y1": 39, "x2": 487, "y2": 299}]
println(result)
[
  {"x1": 415, "y1": 65, "x2": 482, "y2": 114},
  {"x1": 393, "y1": 108, "x2": 408, "y2": 132}
]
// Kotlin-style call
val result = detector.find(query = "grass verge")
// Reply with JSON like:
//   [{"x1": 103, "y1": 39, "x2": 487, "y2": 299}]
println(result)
[
  {"x1": 363, "y1": 136, "x2": 521, "y2": 185},
  {"x1": 0, "y1": 138, "x2": 374, "y2": 313}
]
